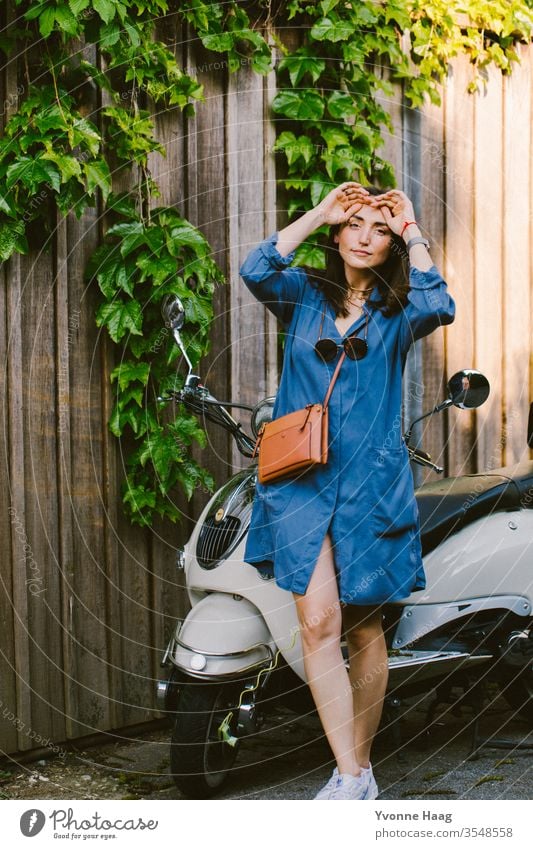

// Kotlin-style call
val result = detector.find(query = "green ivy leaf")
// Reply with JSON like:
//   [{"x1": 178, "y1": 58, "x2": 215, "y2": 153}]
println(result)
[
  {"x1": 96, "y1": 298, "x2": 143, "y2": 342},
  {"x1": 42, "y1": 150, "x2": 82, "y2": 183},
  {"x1": 0, "y1": 221, "x2": 28, "y2": 260},
  {"x1": 166, "y1": 224, "x2": 209, "y2": 258},
  {"x1": 100, "y1": 21, "x2": 121, "y2": 49},
  {"x1": 71, "y1": 118, "x2": 101, "y2": 156},
  {"x1": 278, "y1": 51, "x2": 326, "y2": 86},
  {"x1": 327, "y1": 90, "x2": 358, "y2": 120},
  {"x1": 272, "y1": 89, "x2": 324, "y2": 121},
  {"x1": 136, "y1": 251, "x2": 177, "y2": 286},
  {"x1": 6, "y1": 155, "x2": 60, "y2": 193},
  {"x1": 310, "y1": 16, "x2": 354, "y2": 42},
  {"x1": 93, "y1": 0, "x2": 117, "y2": 24},
  {"x1": 111, "y1": 360, "x2": 151, "y2": 391},
  {"x1": 123, "y1": 479, "x2": 156, "y2": 512},
  {"x1": 39, "y1": 7, "x2": 56, "y2": 38},
  {"x1": 274, "y1": 131, "x2": 316, "y2": 167},
  {"x1": 292, "y1": 240, "x2": 326, "y2": 269},
  {"x1": 54, "y1": 4, "x2": 79, "y2": 36},
  {"x1": 69, "y1": 0, "x2": 90, "y2": 14},
  {"x1": 83, "y1": 158, "x2": 112, "y2": 202}
]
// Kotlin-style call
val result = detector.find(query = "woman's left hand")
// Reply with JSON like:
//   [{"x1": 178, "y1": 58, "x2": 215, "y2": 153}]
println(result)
[{"x1": 369, "y1": 190, "x2": 416, "y2": 236}]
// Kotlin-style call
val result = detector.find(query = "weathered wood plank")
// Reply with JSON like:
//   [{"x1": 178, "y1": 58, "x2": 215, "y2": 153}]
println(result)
[
  {"x1": 419, "y1": 99, "x2": 448, "y2": 482},
  {"x1": 19, "y1": 243, "x2": 66, "y2": 746},
  {"x1": 443, "y1": 57, "x2": 477, "y2": 476},
  {"x1": 227, "y1": 58, "x2": 271, "y2": 471},
  {"x1": 148, "y1": 17, "x2": 193, "y2": 699},
  {"x1": 473, "y1": 64, "x2": 504, "y2": 472},
  {"x1": 3, "y1": 0, "x2": 34, "y2": 750},
  {"x1": 0, "y1": 0, "x2": 19, "y2": 755},
  {"x1": 502, "y1": 44, "x2": 531, "y2": 466}
]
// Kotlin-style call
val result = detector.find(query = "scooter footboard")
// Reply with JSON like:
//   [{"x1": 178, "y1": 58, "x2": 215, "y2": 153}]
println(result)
[{"x1": 171, "y1": 593, "x2": 275, "y2": 678}]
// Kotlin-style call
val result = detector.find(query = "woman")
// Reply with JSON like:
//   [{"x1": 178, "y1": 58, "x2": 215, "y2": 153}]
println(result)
[{"x1": 239, "y1": 182, "x2": 455, "y2": 800}]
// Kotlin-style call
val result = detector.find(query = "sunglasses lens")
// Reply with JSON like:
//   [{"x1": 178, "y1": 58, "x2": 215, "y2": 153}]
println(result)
[
  {"x1": 315, "y1": 339, "x2": 338, "y2": 362},
  {"x1": 344, "y1": 336, "x2": 368, "y2": 360}
]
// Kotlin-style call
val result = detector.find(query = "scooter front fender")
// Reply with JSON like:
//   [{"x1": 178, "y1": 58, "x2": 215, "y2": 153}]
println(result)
[{"x1": 170, "y1": 593, "x2": 275, "y2": 679}]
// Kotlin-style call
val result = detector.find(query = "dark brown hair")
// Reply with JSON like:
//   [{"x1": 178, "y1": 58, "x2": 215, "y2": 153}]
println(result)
[{"x1": 308, "y1": 185, "x2": 410, "y2": 318}]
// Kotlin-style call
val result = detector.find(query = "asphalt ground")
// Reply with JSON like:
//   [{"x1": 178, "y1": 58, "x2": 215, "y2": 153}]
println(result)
[{"x1": 1, "y1": 686, "x2": 531, "y2": 802}]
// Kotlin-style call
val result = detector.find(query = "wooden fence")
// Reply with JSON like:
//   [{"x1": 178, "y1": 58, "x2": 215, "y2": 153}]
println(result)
[{"x1": 0, "y1": 23, "x2": 532, "y2": 756}]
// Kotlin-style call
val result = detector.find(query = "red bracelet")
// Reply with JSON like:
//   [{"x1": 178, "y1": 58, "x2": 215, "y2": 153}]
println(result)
[{"x1": 401, "y1": 220, "x2": 417, "y2": 237}]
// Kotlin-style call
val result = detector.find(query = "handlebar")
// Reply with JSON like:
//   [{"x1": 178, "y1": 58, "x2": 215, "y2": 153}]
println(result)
[
  {"x1": 406, "y1": 445, "x2": 443, "y2": 474},
  {"x1": 160, "y1": 376, "x2": 257, "y2": 458}
]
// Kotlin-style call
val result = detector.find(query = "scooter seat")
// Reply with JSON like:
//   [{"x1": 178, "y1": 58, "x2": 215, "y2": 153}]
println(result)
[{"x1": 416, "y1": 459, "x2": 533, "y2": 556}]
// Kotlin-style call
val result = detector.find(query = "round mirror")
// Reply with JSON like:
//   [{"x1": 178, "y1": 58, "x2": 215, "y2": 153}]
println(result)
[
  {"x1": 161, "y1": 295, "x2": 185, "y2": 330},
  {"x1": 447, "y1": 369, "x2": 490, "y2": 409},
  {"x1": 251, "y1": 397, "x2": 276, "y2": 439}
]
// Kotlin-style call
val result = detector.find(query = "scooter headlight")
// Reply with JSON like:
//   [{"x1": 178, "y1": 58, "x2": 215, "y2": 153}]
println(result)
[
  {"x1": 196, "y1": 468, "x2": 256, "y2": 569},
  {"x1": 251, "y1": 396, "x2": 276, "y2": 439}
]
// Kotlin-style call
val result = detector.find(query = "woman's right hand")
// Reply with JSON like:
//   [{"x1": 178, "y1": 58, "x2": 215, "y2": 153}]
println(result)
[{"x1": 315, "y1": 182, "x2": 370, "y2": 226}]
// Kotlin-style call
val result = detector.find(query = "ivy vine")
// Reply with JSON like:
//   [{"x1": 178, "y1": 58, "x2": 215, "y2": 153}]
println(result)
[{"x1": 0, "y1": 0, "x2": 531, "y2": 525}]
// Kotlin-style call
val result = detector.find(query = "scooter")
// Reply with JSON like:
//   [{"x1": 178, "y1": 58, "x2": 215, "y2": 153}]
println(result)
[{"x1": 156, "y1": 296, "x2": 533, "y2": 799}]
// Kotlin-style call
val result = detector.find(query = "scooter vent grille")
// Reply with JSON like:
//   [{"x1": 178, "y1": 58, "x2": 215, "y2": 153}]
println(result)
[{"x1": 197, "y1": 515, "x2": 241, "y2": 568}]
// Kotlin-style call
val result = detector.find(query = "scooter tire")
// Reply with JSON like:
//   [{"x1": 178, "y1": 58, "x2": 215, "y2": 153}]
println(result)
[{"x1": 170, "y1": 680, "x2": 241, "y2": 799}]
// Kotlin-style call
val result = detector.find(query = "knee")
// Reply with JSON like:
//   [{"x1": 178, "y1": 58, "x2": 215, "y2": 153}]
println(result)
[
  {"x1": 344, "y1": 619, "x2": 385, "y2": 653},
  {"x1": 299, "y1": 606, "x2": 341, "y2": 650}
]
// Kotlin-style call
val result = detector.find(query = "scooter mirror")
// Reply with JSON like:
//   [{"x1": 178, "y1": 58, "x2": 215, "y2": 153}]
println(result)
[
  {"x1": 161, "y1": 295, "x2": 185, "y2": 331},
  {"x1": 447, "y1": 369, "x2": 490, "y2": 409}
]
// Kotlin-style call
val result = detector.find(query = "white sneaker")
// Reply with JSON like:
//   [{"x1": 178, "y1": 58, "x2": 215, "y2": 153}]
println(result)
[
  {"x1": 360, "y1": 763, "x2": 379, "y2": 800},
  {"x1": 314, "y1": 765, "x2": 379, "y2": 800},
  {"x1": 314, "y1": 767, "x2": 369, "y2": 800}
]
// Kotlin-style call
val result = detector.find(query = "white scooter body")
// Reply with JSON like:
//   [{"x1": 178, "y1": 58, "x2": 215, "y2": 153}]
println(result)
[{"x1": 167, "y1": 471, "x2": 533, "y2": 684}]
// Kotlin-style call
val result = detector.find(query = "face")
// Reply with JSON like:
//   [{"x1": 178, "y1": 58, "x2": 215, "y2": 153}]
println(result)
[{"x1": 334, "y1": 204, "x2": 392, "y2": 270}]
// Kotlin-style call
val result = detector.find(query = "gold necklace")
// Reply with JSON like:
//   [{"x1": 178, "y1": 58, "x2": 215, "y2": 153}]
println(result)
[{"x1": 346, "y1": 288, "x2": 371, "y2": 308}]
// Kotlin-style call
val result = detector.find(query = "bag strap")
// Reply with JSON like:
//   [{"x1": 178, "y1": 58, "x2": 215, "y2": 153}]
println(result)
[{"x1": 322, "y1": 350, "x2": 347, "y2": 411}]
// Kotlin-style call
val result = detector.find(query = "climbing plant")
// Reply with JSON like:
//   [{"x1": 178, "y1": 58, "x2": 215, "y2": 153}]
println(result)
[
  {"x1": 0, "y1": 0, "x2": 271, "y2": 525},
  {"x1": 0, "y1": 0, "x2": 531, "y2": 524}
]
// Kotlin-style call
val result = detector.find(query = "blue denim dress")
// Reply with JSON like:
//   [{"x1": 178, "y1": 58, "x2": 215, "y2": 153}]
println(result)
[{"x1": 241, "y1": 233, "x2": 455, "y2": 605}]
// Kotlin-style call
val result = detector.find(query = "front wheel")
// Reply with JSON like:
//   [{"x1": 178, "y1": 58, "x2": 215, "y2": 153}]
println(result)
[
  {"x1": 499, "y1": 626, "x2": 533, "y2": 725},
  {"x1": 170, "y1": 680, "x2": 241, "y2": 798}
]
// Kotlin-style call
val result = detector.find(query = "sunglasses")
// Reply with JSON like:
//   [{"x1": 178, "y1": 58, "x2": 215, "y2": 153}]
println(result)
[{"x1": 315, "y1": 306, "x2": 369, "y2": 362}]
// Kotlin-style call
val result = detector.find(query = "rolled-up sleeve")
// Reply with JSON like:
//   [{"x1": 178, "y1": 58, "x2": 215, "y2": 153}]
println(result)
[
  {"x1": 239, "y1": 232, "x2": 306, "y2": 325},
  {"x1": 400, "y1": 265, "x2": 455, "y2": 352}
]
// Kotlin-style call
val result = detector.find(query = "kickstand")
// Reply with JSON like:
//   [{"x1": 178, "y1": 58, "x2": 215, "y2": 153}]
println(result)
[{"x1": 381, "y1": 696, "x2": 407, "y2": 763}]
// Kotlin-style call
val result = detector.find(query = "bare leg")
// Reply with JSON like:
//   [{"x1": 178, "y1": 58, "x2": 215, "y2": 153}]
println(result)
[
  {"x1": 293, "y1": 533, "x2": 360, "y2": 777},
  {"x1": 343, "y1": 604, "x2": 388, "y2": 768}
]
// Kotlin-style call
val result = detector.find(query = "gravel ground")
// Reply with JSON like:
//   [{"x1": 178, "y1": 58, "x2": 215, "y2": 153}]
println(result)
[{"x1": 1, "y1": 688, "x2": 531, "y2": 801}]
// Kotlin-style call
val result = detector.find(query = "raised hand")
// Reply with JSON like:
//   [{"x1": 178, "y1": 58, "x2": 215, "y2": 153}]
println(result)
[
  {"x1": 316, "y1": 182, "x2": 370, "y2": 226},
  {"x1": 367, "y1": 189, "x2": 416, "y2": 236}
]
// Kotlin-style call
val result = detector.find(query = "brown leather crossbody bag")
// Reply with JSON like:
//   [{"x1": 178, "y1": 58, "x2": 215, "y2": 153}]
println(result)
[{"x1": 252, "y1": 351, "x2": 346, "y2": 484}]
